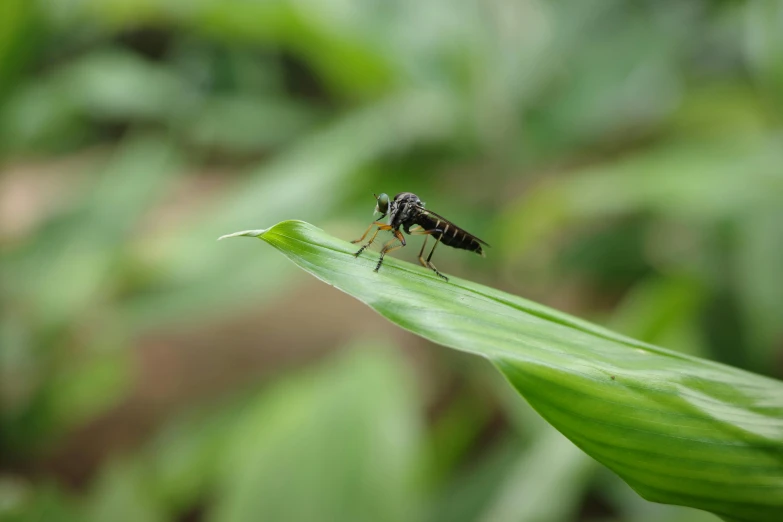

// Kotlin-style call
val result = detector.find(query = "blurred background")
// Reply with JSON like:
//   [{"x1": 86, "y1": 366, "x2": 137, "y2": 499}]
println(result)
[{"x1": 1, "y1": 0, "x2": 782, "y2": 521}]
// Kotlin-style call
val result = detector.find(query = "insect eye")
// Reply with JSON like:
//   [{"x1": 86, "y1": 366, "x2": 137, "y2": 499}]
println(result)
[{"x1": 376, "y1": 193, "x2": 390, "y2": 214}]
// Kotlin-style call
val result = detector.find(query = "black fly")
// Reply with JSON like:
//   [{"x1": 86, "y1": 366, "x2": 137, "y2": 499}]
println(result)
[{"x1": 351, "y1": 192, "x2": 489, "y2": 281}]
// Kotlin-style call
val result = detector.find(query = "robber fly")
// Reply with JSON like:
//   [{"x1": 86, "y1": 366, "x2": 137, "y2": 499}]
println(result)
[{"x1": 351, "y1": 192, "x2": 489, "y2": 281}]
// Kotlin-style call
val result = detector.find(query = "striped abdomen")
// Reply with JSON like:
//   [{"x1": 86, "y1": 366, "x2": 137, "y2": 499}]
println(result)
[{"x1": 414, "y1": 210, "x2": 489, "y2": 256}]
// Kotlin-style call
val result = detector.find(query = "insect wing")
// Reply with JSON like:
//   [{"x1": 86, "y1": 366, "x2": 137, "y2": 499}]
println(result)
[{"x1": 417, "y1": 209, "x2": 490, "y2": 247}]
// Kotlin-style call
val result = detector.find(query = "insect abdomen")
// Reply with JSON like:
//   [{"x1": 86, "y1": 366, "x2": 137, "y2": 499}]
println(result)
[
  {"x1": 416, "y1": 213, "x2": 486, "y2": 256},
  {"x1": 437, "y1": 229, "x2": 485, "y2": 255}
]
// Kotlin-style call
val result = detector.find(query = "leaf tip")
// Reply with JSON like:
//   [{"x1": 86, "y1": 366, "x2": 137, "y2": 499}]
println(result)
[{"x1": 218, "y1": 229, "x2": 267, "y2": 241}]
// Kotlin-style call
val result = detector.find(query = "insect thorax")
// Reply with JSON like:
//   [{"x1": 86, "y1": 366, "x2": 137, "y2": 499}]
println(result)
[{"x1": 388, "y1": 192, "x2": 422, "y2": 228}]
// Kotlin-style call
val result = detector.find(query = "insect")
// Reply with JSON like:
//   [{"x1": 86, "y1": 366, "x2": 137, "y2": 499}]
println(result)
[{"x1": 351, "y1": 192, "x2": 489, "y2": 281}]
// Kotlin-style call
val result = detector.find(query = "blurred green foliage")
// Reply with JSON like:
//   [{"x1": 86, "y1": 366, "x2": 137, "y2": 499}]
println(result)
[{"x1": 1, "y1": 0, "x2": 781, "y2": 521}]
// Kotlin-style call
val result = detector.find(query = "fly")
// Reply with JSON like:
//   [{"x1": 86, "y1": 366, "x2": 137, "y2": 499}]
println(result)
[{"x1": 351, "y1": 192, "x2": 489, "y2": 281}]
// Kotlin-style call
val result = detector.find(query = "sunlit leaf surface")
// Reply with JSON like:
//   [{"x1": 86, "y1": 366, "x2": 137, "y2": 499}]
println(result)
[{"x1": 222, "y1": 220, "x2": 783, "y2": 522}]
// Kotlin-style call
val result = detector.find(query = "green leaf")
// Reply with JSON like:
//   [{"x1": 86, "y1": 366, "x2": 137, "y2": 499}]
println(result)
[
  {"x1": 221, "y1": 220, "x2": 783, "y2": 522},
  {"x1": 208, "y1": 345, "x2": 423, "y2": 522}
]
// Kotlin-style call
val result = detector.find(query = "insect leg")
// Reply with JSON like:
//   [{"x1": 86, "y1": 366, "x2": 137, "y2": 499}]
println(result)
[
  {"x1": 374, "y1": 237, "x2": 405, "y2": 273},
  {"x1": 417, "y1": 235, "x2": 429, "y2": 267},
  {"x1": 410, "y1": 228, "x2": 444, "y2": 270},
  {"x1": 350, "y1": 222, "x2": 376, "y2": 244},
  {"x1": 425, "y1": 234, "x2": 448, "y2": 281},
  {"x1": 394, "y1": 229, "x2": 406, "y2": 247},
  {"x1": 354, "y1": 222, "x2": 392, "y2": 257}
]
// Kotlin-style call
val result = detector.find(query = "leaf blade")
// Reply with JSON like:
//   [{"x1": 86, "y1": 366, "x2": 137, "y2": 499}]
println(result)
[{"x1": 226, "y1": 220, "x2": 783, "y2": 522}]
